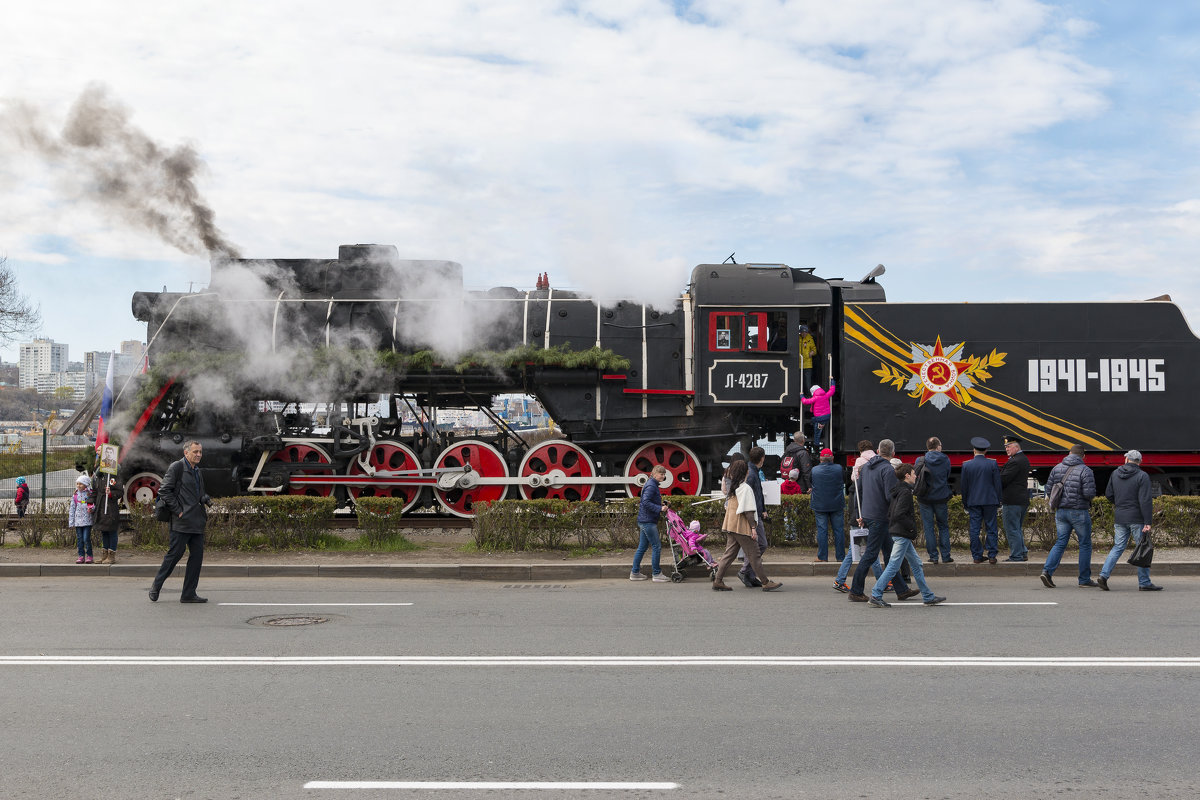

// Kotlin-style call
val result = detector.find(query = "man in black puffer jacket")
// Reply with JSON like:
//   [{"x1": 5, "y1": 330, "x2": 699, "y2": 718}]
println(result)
[
  {"x1": 1040, "y1": 444, "x2": 1097, "y2": 588},
  {"x1": 849, "y1": 439, "x2": 916, "y2": 603},
  {"x1": 867, "y1": 464, "x2": 945, "y2": 607}
]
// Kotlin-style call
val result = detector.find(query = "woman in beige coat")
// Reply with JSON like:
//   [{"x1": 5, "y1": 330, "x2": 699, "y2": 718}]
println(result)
[{"x1": 712, "y1": 459, "x2": 782, "y2": 592}]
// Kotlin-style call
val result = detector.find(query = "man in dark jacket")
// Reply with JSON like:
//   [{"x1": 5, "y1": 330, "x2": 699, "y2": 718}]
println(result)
[
  {"x1": 914, "y1": 436, "x2": 953, "y2": 564},
  {"x1": 959, "y1": 436, "x2": 1002, "y2": 564},
  {"x1": 1099, "y1": 450, "x2": 1161, "y2": 591},
  {"x1": 809, "y1": 448, "x2": 845, "y2": 562},
  {"x1": 868, "y1": 464, "x2": 945, "y2": 607},
  {"x1": 630, "y1": 464, "x2": 668, "y2": 581},
  {"x1": 150, "y1": 440, "x2": 212, "y2": 603},
  {"x1": 999, "y1": 434, "x2": 1031, "y2": 562},
  {"x1": 849, "y1": 439, "x2": 916, "y2": 602},
  {"x1": 781, "y1": 431, "x2": 812, "y2": 493},
  {"x1": 1040, "y1": 444, "x2": 1097, "y2": 588}
]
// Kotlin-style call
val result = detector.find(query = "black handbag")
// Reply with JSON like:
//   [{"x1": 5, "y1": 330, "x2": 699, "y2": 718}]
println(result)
[{"x1": 1126, "y1": 531, "x2": 1154, "y2": 568}]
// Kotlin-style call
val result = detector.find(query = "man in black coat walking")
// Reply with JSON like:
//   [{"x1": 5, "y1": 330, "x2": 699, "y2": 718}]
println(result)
[{"x1": 150, "y1": 440, "x2": 212, "y2": 603}]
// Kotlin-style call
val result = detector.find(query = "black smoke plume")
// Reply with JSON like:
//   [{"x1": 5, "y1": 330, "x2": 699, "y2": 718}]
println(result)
[{"x1": 4, "y1": 83, "x2": 240, "y2": 258}]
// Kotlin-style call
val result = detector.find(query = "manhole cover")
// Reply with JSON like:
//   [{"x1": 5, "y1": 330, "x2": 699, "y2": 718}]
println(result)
[{"x1": 247, "y1": 614, "x2": 331, "y2": 627}]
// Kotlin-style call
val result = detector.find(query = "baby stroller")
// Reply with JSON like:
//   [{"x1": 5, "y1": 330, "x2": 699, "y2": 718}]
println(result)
[{"x1": 664, "y1": 507, "x2": 718, "y2": 582}]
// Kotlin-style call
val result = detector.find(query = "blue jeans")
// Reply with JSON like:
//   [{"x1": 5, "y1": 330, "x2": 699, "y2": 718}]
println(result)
[
  {"x1": 851, "y1": 518, "x2": 909, "y2": 597},
  {"x1": 967, "y1": 505, "x2": 999, "y2": 559},
  {"x1": 75, "y1": 525, "x2": 93, "y2": 557},
  {"x1": 1100, "y1": 524, "x2": 1152, "y2": 587},
  {"x1": 1043, "y1": 508, "x2": 1093, "y2": 583},
  {"x1": 814, "y1": 511, "x2": 845, "y2": 561},
  {"x1": 837, "y1": 542, "x2": 882, "y2": 583},
  {"x1": 631, "y1": 521, "x2": 662, "y2": 575},
  {"x1": 872, "y1": 538, "x2": 937, "y2": 602},
  {"x1": 919, "y1": 501, "x2": 950, "y2": 561},
  {"x1": 810, "y1": 414, "x2": 830, "y2": 448},
  {"x1": 1001, "y1": 504, "x2": 1028, "y2": 559}
]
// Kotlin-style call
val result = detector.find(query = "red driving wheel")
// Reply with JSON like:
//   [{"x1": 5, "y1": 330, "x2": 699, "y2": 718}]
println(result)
[
  {"x1": 271, "y1": 443, "x2": 334, "y2": 496},
  {"x1": 347, "y1": 440, "x2": 422, "y2": 512},
  {"x1": 434, "y1": 439, "x2": 509, "y2": 518},
  {"x1": 124, "y1": 471, "x2": 162, "y2": 506},
  {"x1": 517, "y1": 439, "x2": 597, "y2": 501},
  {"x1": 624, "y1": 440, "x2": 703, "y2": 497}
]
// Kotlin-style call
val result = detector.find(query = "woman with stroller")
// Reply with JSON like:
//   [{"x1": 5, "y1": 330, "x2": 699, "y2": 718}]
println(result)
[
  {"x1": 712, "y1": 459, "x2": 781, "y2": 592},
  {"x1": 630, "y1": 464, "x2": 670, "y2": 582}
]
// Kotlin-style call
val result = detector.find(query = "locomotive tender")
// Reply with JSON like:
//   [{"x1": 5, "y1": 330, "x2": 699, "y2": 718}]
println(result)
[{"x1": 120, "y1": 243, "x2": 1200, "y2": 516}]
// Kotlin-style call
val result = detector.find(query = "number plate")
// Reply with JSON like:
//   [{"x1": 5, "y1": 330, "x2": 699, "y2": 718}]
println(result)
[{"x1": 707, "y1": 359, "x2": 789, "y2": 404}]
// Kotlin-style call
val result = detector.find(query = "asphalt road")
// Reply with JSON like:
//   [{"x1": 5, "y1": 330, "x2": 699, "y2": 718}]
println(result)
[{"x1": 2, "y1": 574, "x2": 1197, "y2": 799}]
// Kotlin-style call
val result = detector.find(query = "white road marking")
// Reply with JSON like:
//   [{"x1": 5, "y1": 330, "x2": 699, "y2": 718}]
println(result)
[
  {"x1": 218, "y1": 603, "x2": 413, "y2": 606},
  {"x1": 2, "y1": 656, "x2": 1198, "y2": 667},
  {"x1": 304, "y1": 781, "x2": 678, "y2": 790},
  {"x1": 888, "y1": 602, "x2": 1058, "y2": 606}
]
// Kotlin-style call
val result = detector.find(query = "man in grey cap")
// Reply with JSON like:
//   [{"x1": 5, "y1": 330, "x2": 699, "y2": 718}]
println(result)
[
  {"x1": 959, "y1": 436, "x2": 1002, "y2": 564},
  {"x1": 1099, "y1": 450, "x2": 1162, "y2": 591}
]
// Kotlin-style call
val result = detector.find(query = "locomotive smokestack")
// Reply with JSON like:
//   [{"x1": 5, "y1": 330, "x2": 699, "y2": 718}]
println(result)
[
  {"x1": 860, "y1": 264, "x2": 886, "y2": 283},
  {"x1": 3, "y1": 82, "x2": 240, "y2": 259}
]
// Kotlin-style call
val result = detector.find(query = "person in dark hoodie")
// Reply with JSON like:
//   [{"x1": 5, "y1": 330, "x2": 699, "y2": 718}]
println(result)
[
  {"x1": 1099, "y1": 450, "x2": 1161, "y2": 591},
  {"x1": 1040, "y1": 444, "x2": 1097, "y2": 588},
  {"x1": 92, "y1": 473, "x2": 124, "y2": 564},
  {"x1": 914, "y1": 436, "x2": 953, "y2": 564},
  {"x1": 849, "y1": 439, "x2": 918, "y2": 603},
  {"x1": 869, "y1": 464, "x2": 945, "y2": 607}
]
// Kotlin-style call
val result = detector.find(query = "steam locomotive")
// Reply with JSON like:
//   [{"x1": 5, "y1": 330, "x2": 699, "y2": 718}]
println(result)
[{"x1": 118, "y1": 243, "x2": 1200, "y2": 516}]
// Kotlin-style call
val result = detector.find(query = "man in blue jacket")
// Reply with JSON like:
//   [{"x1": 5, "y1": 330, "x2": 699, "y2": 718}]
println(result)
[
  {"x1": 809, "y1": 448, "x2": 846, "y2": 562},
  {"x1": 959, "y1": 436, "x2": 1002, "y2": 564},
  {"x1": 849, "y1": 439, "x2": 918, "y2": 602},
  {"x1": 914, "y1": 436, "x2": 953, "y2": 564},
  {"x1": 630, "y1": 464, "x2": 669, "y2": 582}
]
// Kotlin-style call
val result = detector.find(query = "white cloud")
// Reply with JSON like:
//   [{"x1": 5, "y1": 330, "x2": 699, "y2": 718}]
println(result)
[{"x1": 3, "y1": 0, "x2": 1198, "y2": 361}]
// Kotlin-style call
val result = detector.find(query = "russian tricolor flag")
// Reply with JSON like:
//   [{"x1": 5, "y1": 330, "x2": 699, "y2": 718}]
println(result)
[{"x1": 95, "y1": 352, "x2": 115, "y2": 449}]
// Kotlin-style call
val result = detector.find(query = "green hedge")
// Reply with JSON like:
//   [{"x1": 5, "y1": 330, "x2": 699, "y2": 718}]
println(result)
[{"x1": 352, "y1": 497, "x2": 416, "y2": 548}]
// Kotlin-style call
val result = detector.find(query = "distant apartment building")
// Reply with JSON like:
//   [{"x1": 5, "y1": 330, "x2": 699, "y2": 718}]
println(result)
[
  {"x1": 18, "y1": 338, "x2": 68, "y2": 390},
  {"x1": 36, "y1": 370, "x2": 90, "y2": 400},
  {"x1": 119, "y1": 340, "x2": 145, "y2": 358},
  {"x1": 85, "y1": 351, "x2": 138, "y2": 380}
]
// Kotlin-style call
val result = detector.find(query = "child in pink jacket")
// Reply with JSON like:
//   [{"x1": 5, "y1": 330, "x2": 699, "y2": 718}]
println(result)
[{"x1": 802, "y1": 380, "x2": 836, "y2": 449}]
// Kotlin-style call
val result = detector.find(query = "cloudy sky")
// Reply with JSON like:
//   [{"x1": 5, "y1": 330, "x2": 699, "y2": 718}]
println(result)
[{"x1": 1, "y1": 1, "x2": 1197, "y2": 364}]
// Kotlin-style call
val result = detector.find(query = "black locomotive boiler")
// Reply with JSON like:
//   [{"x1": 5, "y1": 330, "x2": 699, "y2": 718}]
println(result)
[{"x1": 117, "y1": 243, "x2": 1200, "y2": 516}]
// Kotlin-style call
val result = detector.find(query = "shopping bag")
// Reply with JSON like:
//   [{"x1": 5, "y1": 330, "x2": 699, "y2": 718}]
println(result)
[
  {"x1": 849, "y1": 527, "x2": 869, "y2": 562},
  {"x1": 1126, "y1": 532, "x2": 1154, "y2": 568}
]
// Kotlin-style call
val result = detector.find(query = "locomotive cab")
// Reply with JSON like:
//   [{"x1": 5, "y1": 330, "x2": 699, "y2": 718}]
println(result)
[{"x1": 690, "y1": 264, "x2": 832, "y2": 415}]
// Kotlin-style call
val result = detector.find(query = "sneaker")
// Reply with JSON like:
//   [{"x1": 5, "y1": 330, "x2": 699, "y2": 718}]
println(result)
[
  {"x1": 832, "y1": 580, "x2": 850, "y2": 593},
  {"x1": 1097, "y1": 576, "x2": 1109, "y2": 591},
  {"x1": 1040, "y1": 572, "x2": 1055, "y2": 588},
  {"x1": 896, "y1": 589, "x2": 921, "y2": 601},
  {"x1": 1078, "y1": 580, "x2": 1099, "y2": 588},
  {"x1": 923, "y1": 596, "x2": 947, "y2": 606},
  {"x1": 629, "y1": 572, "x2": 649, "y2": 581},
  {"x1": 651, "y1": 573, "x2": 671, "y2": 583},
  {"x1": 760, "y1": 580, "x2": 782, "y2": 592},
  {"x1": 848, "y1": 593, "x2": 868, "y2": 602},
  {"x1": 943, "y1": 558, "x2": 955, "y2": 563},
  {"x1": 75, "y1": 556, "x2": 85, "y2": 564},
  {"x1": 926, "y1": 558, "x2": 939, "y2": 565},
  {"x1": 867, "y1": 596, "x2": 891, "y2": 608},
  {"x1": 84, "y1": 556, "x2": 94, "y2": 564},
  {"x1": 1139, "y1": 584, "x2": 1164, "y2": 591}
]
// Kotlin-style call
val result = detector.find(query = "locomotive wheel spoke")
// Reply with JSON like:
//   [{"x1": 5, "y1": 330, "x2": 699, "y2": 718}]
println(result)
[
  {"x1": 433, "y1": 439, "x2": 509, "y2": 518},
  {"x1": 271, "y1": 443, "x2": 334, "y2": 497},
  {"x1": 346, "y1": 440, "x2": 422, "y2": 512},
  {"x1": 517, "y1": 439, "x2": 597, "y2": 502},
  {"x1": 623, "y1": 440, "x2": 703, "y2": 497}
]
